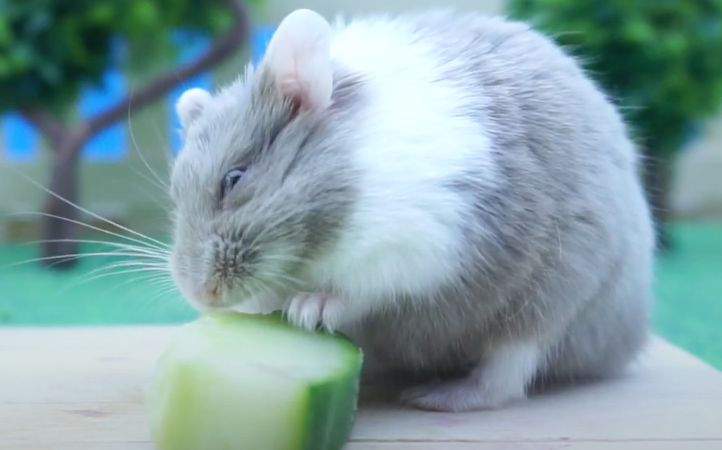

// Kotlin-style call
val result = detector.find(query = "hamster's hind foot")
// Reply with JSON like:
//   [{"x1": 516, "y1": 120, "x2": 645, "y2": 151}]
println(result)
[{"x1": 399, "y1": 341, "x2": 541, "y2": 412}]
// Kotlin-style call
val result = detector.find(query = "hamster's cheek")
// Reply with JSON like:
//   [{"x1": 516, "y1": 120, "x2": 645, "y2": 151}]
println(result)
[{"x1": 168, "y1": 249, "x2": 200, "y2": 306}]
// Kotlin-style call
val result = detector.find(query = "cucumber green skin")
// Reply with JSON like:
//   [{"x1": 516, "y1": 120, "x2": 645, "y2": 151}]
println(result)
[
  {"x1": 207, "y1": 311, "x2": 364, "y2": 450},
  {"x1": 303, "y1": 351, "x2": 363, "y2": 450},
  {"x1": 147, "y1": 311, "x2": 363, "y2": 450},
  {"x1": 150, "y1": 362, "x2": 363, "y2": 450}
]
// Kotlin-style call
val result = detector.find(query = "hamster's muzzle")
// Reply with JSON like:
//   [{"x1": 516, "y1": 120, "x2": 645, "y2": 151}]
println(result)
[
  {"x1": 191, "y1": 280, "x2": 228, "y2": 309},
  {"x1": 205, "y1": 284, "x2": 221, "y2": 304}
]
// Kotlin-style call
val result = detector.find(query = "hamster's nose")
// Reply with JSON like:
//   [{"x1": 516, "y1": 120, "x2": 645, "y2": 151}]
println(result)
[
  {"x1": 207, "y1": 285, "x2": 220, "y2": 302},
  {"x1": 195, "y1": 283, "x2": 224, "y2": 308}
]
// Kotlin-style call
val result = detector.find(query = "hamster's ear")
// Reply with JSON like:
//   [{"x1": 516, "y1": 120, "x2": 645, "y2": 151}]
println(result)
[
  {"x1": 263, "y1": 9, "x2": 333, "y2": 111},
  {"x1": 176, "y1": 88, "x2": 213, "y2": 128}
]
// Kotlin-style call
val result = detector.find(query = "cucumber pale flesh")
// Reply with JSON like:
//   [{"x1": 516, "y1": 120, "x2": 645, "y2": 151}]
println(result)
[{"x1": 145, "y1": 311, "x2": 363, "y2": 450}]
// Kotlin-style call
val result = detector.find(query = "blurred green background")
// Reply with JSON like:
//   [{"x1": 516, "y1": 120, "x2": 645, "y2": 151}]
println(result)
[{"x1": 1, "y1": 221, "x2": 721, "y2": 371}]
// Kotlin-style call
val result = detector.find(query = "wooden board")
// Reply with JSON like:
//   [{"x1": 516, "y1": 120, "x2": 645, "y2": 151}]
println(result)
[{"x1": 1, "y1": 326, "x2": 721, "y2": 449}]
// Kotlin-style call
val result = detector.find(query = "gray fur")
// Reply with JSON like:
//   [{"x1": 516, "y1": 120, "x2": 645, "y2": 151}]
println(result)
[
  {"x1": 169, "y1": 9, "x2": 655, "y2": 410},
  {"x1": 169, "y1": 64, "x2": 365, "y2": 307},
  {"x1": 343, "y1": 11, "x2": 653, "y2": 394}
]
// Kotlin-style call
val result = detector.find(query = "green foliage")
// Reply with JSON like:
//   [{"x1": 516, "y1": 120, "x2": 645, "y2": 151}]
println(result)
[
  {"x1": 0, "y1": 0, "x2": 236, "y2": 114},
  {"x1": 506, "y1": 0, "x2": 722, "y2": 158}
]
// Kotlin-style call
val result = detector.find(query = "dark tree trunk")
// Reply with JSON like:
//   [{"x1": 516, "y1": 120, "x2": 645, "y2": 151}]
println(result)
[
  {"x1": 19, "y1": 0, "x2": 251, "y2": 271},
  {"x1": 39, "y1": 144, "x2": 83, "y2": 270},
  {"x1": 641, "y1": 153, "x2": 673, "y2": 253}
]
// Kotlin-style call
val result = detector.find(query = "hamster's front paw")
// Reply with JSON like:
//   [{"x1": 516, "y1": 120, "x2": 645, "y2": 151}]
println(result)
[{"x1": 285, "y1": 292, "x2": 345, "y2": 332}]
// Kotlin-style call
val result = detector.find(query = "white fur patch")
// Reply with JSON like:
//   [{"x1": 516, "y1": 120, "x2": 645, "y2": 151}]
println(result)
[{"x1": 305, "y1": 16, "x2": 500, "y2": 319}]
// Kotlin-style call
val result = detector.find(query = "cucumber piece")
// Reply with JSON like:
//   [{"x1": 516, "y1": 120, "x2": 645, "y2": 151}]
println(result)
[{"x1": 145, "y1": 311, "x2": 363, "y2": 450}]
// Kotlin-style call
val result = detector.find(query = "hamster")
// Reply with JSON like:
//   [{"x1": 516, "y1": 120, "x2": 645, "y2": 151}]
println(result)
[{"x1": 167, "y1": 8, "x2": 655, "y2": 412}]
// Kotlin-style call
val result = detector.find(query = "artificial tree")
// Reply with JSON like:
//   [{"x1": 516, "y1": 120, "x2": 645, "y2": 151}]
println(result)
[
  {"x1": 0, "y1": 0, "x2": 251, "y2": 269},
  {"x1": 506, "y1": 0, "x2": 722, "y2": 251}
]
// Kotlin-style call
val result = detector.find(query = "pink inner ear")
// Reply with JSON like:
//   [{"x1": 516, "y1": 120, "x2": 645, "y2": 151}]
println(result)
[{"x1": 279, "y1": 76, "x2": 312, "y2": 110}]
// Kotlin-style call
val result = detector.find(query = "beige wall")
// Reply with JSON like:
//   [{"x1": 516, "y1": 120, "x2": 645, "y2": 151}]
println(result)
[{"x1": 1, "y1": 0, "x2": 719, "y2": 242}]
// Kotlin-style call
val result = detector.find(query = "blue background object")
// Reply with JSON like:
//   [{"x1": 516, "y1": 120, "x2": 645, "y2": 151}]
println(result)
[
  {"x1": 1, "y1": 26, "x2": 277, "y2": 162},
  {"x1": 167, "y1": 31, "x2": 214, "y2": 155}
]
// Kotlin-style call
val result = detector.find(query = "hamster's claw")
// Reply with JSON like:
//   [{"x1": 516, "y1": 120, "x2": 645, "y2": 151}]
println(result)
[{"x1": 285, "y1": 292, "x2": 344, "y2": 333}]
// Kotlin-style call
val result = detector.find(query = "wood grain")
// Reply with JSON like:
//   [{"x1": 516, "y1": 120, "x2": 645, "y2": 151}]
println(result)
[{"x1": 1, "y1": 326, "x2": 721, "y2": 449}]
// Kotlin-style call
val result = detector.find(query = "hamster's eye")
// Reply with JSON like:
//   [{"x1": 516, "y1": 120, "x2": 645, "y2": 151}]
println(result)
[{"x1": 220, "y1": 166, "x2": 247, "y2": 199}]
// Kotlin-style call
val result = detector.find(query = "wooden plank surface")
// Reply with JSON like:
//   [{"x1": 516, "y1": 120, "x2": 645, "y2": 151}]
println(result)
[{"x1": 1, "y1": 326, "x2": 721, "y2": 449}]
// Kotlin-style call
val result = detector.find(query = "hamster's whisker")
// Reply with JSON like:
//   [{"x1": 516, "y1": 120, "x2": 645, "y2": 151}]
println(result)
[
  {"x1": 103, "y1": 271, "x2": 176, "y2": 297},
  {"x1": 0, "y1": 251, "x2": 164, "y2": 270},
  {"x1": 129, "y1": 166, "x2": 169, "y2": 195},
  {"x1": 7, "y1": 211, "x2": 169, "y2": 252},
  {"x1": 127, "y1": 177, "x2": 173, "y2": 214},
  {"x1": 50, "y1": 265, "x2": 171, "y2": 299},
  {"x1": 134, "y1": 276, "x2": 178, "y2": 300},
  {"x1": 17, "y1": 238, "x2": 171, "y2": 258},
  {"x1": 70, "y1": 260, "x2": 170, "y2": 286},
  {"x1": 146, "y1": 276, "x2": 177, "y2": 290},
  {"x1": 76, "y1": 266, "x2": 171, "y2": 285},
  {"x1": 143, "y1": 287, "x2": 181, "y2": 307},
  {"x1": 82, "y1": 260, "x2": 170, "y2": 278},
  {"x1": 96, "y1": 173, "x2": 169, "y2": 215},
  {"x1": 7, "y1": 171, "x2": 170, "y2": 250},
  {"x1": 127, "y1": 97, "x2": 171, "y2": 192},
  {"x1": 146, "y1": 277, "x2": 184, "y2": 302}
]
